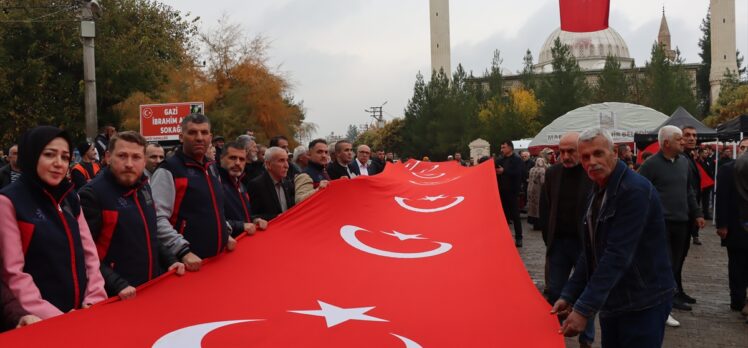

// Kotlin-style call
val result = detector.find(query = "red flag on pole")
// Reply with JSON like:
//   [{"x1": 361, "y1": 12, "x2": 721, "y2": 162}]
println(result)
[
  {"x1": 0, "y1": 161, "x2": 563, "y2": 347},
  {"x1": 559, "y1": 0, "x2": 610, "y2": 32}
]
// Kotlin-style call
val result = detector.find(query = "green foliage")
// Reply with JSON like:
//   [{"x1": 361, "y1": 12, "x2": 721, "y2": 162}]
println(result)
[
  {"x1": 592, "y1": 56, "x2": 629, "y2": 103},
  {"x1": 704, "y1": 72, "x2": 748, "y2": 127},
  {"x1": 401, "y1": 65, "x2": 481, "y2": 159},
  {"x1": 0, "y1": 0, "x2": 197, "y2": 145},
  {"x1": 477, "y1": 88, "x2": 541, "y2": 149},
  {"x1": 641, "y1": 43, "x2": 697, "y2": 116},
  {"x1": 519, "y1": 49, "x2": 536, "y2": 92},
  {"x1": 696, "y1": 11, "x2": 712, "y2": 116},
  {"x1": 345, "y1": 124, "x2": 359, "y2": 142},
  {"x1": 536, "y1": 38, "x2": 590, "y2": 124},
  {"x1": 354, "y1": 118, "x2": 405, "y2": 154}
]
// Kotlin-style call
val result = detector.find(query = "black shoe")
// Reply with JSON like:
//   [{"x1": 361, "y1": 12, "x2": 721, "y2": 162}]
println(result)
[
  {"x1": 672, "y1": 299, "x2": 692, "y2": 311},
  {"x1": 677, "y1": 292, "x2": 697, "y2": 304},
  {"x1": 515, "y1": 240, "x2": 523, "y2": 248},
  {"x1": 692, "y1": 237, "x2": 702, "y2": 245}
]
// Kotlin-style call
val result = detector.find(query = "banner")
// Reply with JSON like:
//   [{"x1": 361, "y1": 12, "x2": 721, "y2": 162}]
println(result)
[
  {"x1": 559, "y1": 0, "x2": 610, "y2": 32},
  {"x1": 0, "y1": 161, "x2": 563, "y2": 347},
  {"x1": 139, "y1": 102, "x2": 204, "y2": 141}
]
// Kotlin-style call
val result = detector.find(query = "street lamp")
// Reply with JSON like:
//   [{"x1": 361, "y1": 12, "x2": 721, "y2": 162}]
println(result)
[{"x1": 80, "y1": 0, "x2": 101, "y2": 141}]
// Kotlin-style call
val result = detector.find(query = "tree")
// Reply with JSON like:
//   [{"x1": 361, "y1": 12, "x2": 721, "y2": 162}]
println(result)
[
  {"x1": 536, "y1": 38, "x2": 590, "y2": 125},
  {"x1": 0, "y1": 0, "x2": 198, "y2": 144},
  {"x1": 641, "y1": 43, "x2": 697, "y2": 116},
  {"x1": 592, "y1": 55, "x2": 629, "y2": 103},
  {"x1": 704, "y1": 73, "x2": 748, "y2": 127},
  {"x1": 346, "y1": 124, "x2": 360, "y2": 142},
  {"x1": 401, "y1": 65, "x2": 481, "y2": 159},
  {"x1": 519, "y1": 49, "x2": 537, "y2": 91},
  {"x1": 696, "y1": 11, "x2": 712, "y2": 116},
  {"x1": 478, "y1": 87, "x2": 541, "y2": 148}
]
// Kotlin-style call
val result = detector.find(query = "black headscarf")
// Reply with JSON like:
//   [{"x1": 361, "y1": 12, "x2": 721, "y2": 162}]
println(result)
[{"x1": 17, "y1": 126, "x2": 73, "y2": 195}]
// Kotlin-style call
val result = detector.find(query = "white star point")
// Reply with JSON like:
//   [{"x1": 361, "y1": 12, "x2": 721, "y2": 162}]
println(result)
[
  {"x1": 289, "y1": 300, "x2": 388, "y2": 328},
  {"x1": 420, "y1": 194, "x2": 447, "y2": 202},
  {"x1": 382, "y1": 230, "x2": 426, "y2": 241}
]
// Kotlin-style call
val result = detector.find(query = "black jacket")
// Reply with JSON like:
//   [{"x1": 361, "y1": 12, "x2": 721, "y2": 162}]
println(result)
[
  {"x1": 539, "y1": 163, "x2": 593, "y2": 252},
  {"x1": 496, "y1": 153, "x2": 523, "y2": 195},
  {"x1": 716, "y1": 162, "x2": 748, "y2": 250},
  {"x1": 247, "y1": 171, "x2": 295, "y2": 221},
  {"x1": 327, "y1": 161, "x2": 360, "y2": 180},
  {"x1": 0, "y1": 165, "x2": 12, "y2": 190}
]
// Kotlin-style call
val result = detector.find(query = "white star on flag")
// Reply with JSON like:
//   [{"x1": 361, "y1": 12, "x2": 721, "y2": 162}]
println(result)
[
  {"x1": 420, "y1": 195, "x2": 447, "y2": 202},
  {"x1": 382, "y1": 230, "x2": 426, "y2": 241},
  {"x1": 289, "y1": 300, "x2": 388, "y2": 328}
]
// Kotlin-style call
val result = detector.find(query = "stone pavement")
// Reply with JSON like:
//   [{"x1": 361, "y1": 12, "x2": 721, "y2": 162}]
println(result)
[{"x1": 514, "y1": 219, "x2": 748, "y2": 348}]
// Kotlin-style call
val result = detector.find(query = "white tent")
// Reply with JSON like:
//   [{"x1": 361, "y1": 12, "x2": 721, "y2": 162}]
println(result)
[{"x1": 528, "y1": 102, "x2": 668, "y2": 153}]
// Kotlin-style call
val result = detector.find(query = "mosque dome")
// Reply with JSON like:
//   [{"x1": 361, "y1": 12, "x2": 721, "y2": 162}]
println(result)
[{"x1": 535, "y1": 27, "x2": 635, "y2": 73}]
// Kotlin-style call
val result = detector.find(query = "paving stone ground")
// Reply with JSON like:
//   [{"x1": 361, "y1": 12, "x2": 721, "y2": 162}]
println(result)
[{"x1": 514, "y1": 218, "x2": 748, "y2": 348}]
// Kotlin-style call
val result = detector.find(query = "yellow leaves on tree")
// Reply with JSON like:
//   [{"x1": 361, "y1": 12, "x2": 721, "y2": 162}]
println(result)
[
  {"x1": 478, "y1": 87, "x2": 541, "y2": 143},
  {"x1": 704, "y1": 84, "x2": 748, "y2": 128},
  {"x1": 227, "y1": 61, "x2": 302, "y2": 142}
]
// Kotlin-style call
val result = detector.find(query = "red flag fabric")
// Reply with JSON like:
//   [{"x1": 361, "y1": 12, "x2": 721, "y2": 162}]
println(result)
[
  {"x1": 559, "y1": 0, "x2": 610, "y2": 32},
  {"x1": 0, "y1": 161, "x2": 563, "y2": 347}
]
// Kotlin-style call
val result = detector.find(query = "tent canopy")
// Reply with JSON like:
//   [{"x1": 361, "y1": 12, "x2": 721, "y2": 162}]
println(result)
[
  {"x1": 716, "y1": 114, "x2": 748, "y2": 141},
  {"x1": 634, "y1": 106, "x2": 717, "y2": 149},
  {"x1": 528, "y1": 102, "x2": 668, "y2": 154}
]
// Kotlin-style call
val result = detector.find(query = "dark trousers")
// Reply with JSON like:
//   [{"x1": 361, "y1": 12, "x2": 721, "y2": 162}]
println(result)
[
  {"x1": 665, "y1": 220, "x2": 690, "y2": 294},
  {"x1": 701, "y1": 188, "x2": 713, "y2": 220},
  {"x1": 545, "y1": 238, "x2": 595, "y2": 344},
  {"x1": 500, "y1": 192, "x2": 522, "y2": 241},
  {"x1": 727, "y1": 247, "x2": 748, "y2": 308},
  {"x1": 600, "y1": 300, "x2": 671, "y2": 348}
]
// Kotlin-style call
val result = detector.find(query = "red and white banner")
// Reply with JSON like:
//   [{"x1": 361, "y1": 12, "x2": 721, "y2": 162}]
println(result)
[
  {"x1": 0, "y1": 161, "x2": 563, "y2": 347},
  {"x1": 559, "y1": 0, "x2": 610, "y2": 32},
  {"x1": 140, "y1": 102, "x2": 204, "y2": 141}
]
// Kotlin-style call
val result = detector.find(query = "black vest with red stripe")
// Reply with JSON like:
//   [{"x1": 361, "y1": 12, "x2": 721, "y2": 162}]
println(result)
[
  {"x1": 218, "y1": 167, "x2": 252, "y2": 236},
  {"x1": 85, "y1": 169, "x2": 162, "y2": 289},
  {"x1": 0, "y1": 176, "x2": 88, "y2": 313},
  {"x1": 160, "y1": 149, "x2": 228, "y2": 258}
]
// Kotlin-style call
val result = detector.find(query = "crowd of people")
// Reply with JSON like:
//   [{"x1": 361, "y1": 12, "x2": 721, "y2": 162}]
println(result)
[
  {"x1": 0, "y1": 114, "x2": 746, "y2": 348},
  {"x1": 490, "y1": 126, "x2": 748, "y2": 347},
  {"x1": 0, "y1": 114, "x2": 395, "y2": 332}
]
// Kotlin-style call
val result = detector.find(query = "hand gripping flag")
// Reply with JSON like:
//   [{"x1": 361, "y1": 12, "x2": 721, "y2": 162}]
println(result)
[
  {"x1": 0, "y1": 160, "x2": 564, "y2": 347},
  {"x1": 559, "y1": 0, "x2": 610, "y2": 32}
]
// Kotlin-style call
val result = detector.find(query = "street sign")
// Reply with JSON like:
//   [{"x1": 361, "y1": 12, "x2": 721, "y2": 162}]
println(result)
[{"x1": 140, "y1": 102, "x2": 204, "y2": 141}]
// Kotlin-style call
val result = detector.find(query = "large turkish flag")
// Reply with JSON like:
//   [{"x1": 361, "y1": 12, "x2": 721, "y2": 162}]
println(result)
[
  {"x1": 0, "y1": 160, "x2": 563, "y2": 347},
  {"x1": 559, "y1": 0, "x2": 610, "y2": 32}
]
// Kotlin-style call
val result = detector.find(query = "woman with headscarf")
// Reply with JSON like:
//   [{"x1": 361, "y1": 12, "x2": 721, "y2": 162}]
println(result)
[
  {"x1": 527, "y1": 157, "x2": 548, "y2": 230},
  {"x1": 0, "y1": 126, "x2": 106, "y2": 320}
]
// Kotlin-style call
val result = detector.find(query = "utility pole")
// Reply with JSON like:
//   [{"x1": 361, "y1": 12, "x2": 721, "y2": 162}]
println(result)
[
  {"x1": 364, "y1": 101, "x2": 387, "y2": 128},
  {"x1": 80, "y1": 0, "x2": 101, "y2": 140}
]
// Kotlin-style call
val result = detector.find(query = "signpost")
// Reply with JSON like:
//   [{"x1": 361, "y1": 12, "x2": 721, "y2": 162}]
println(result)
[{"x1": 139, "y1": 102, "x2": 204, "y2": 141}]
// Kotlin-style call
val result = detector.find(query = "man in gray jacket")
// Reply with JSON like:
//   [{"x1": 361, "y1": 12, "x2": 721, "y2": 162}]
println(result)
[{"x1": 639, "y1": 125, "x2": 705, "y2": 315}]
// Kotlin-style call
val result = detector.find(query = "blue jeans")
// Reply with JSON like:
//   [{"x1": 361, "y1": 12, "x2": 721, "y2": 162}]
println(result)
[
  {"x1": 600, "y1": 300, "x2": 671, "y2": 348},
  {"x1": 546, "y1": 237, "x2": 595, "y2": 344}
]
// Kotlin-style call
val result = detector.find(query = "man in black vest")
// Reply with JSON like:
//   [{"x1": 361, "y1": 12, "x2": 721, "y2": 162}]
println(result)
[
  {"x1": 539, "y1": 132, "x2": 595, "y2": 348},
  {"x1": 151, "y1": 114, "x2": 234, "y2": 272},
  {"x1": 219, "y1": 141, "x2": 268, "y2": 237},
  {"x1": 80, "y1": 131, "x2": 185, "y2": 300}
]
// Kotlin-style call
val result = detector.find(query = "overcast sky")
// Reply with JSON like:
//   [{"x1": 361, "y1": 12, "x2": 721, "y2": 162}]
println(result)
[{"x1": 160, "y1": 0, "x2": 748, "y2": 140}]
